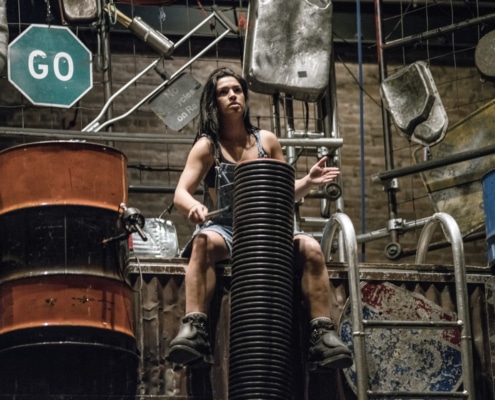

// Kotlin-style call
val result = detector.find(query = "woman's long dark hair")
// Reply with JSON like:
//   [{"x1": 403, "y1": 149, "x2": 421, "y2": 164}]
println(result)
[{"x1": 196, "y1": 67, "x2": 256, "y2": 144}]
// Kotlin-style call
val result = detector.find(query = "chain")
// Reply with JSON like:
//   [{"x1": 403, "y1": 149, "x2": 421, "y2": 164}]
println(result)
[
  {"x1": 107, "y1": 0, "x2": 118, "y2": 25},
  {"x1": 44, "y1": 0, "x2": 53, "y2": 25}
]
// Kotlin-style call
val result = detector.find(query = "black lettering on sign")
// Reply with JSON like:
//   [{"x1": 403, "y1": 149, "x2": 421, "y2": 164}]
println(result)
[{"x1": 150, "y1": 72, "x2": 202, "y2": 131}]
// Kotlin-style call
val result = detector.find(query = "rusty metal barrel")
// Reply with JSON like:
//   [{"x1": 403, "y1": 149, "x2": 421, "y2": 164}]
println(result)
[
  {"x1": 0, "y1": 141, "x2": 137, "y2": 396},
  {"x1": 229, "y1": 159, "x2": 295, "y2": 400}
]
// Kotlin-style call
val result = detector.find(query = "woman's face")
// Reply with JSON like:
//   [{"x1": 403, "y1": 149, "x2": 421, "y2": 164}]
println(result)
[{"x1": 216, "y1": 76, "x2": 246, "y2": 118}]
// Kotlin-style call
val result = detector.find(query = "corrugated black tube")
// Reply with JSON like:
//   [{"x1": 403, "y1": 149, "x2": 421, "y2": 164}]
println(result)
[{"x1": 228, "y1": 159, "x2": 295, "y2": 400}]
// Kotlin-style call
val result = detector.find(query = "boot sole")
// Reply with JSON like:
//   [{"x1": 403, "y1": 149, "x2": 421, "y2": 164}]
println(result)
[
  {"x1": 308, "y1": 353, "x2": 353, "y2": 372},
  {"x1": 166, "y1": 345, "x2": 213, "y2": 368}
]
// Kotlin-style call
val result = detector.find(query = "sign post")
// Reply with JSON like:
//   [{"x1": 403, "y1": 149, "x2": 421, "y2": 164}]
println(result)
[{"x1": 8, "y1": 24, "x2": 93, "y2": 108}]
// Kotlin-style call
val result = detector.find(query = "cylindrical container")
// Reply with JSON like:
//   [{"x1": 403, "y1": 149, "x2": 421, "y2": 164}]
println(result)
[
  {"x1": 0, "y1": 141, "x2": 137, "y2": 396},
  {"x1": 228, "y1": 159, "x2": 295, "y2": 400},
  {"x1": 482, "y1": 169, "x2": 495, "y2": 266}
]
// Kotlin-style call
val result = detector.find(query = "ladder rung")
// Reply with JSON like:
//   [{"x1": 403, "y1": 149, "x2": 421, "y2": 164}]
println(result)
[{"x1": 363, "y1": 319, "x2": 461, "y2": 329}]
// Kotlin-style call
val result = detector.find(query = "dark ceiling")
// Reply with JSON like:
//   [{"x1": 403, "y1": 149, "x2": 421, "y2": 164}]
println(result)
[{"x1": 6, "y1": 0, "x2": 495, "y2": 65}]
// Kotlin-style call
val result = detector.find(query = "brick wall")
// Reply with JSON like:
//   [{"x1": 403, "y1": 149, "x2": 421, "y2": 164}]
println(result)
[{"x1": 0, "y1": 53, "x2": 493, "y2": 267}]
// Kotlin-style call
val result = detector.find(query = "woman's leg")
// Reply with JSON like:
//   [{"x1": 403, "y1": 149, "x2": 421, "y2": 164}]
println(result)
[
  {"x1": 185, "y1": 230, "x2": 230, "y2": 314},
  {"x1": 167, "y1": 230, "x2": 230, "y2": 367},
  {"x1": 294, "y1": 233, "x2": 331, "y2": 319},
  {"x1": 294, "y1": 233, "x2": 353, "y2": 370}
]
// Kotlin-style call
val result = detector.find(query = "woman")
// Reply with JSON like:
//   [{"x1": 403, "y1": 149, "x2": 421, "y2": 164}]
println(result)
[{"x1": 167, "y1": 67, "x2": 352, "y2": 371}]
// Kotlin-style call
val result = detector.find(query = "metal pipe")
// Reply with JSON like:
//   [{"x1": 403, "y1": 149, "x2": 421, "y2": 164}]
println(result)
[
  {"x1": 354, "y1": 217, "x2": 428, "y2": 243},
  {"x1": 270, "y1": 94, "x2": 281, "y2": 137},
  {"x1": 367, "y1": 390, "x2": 468, "y2": 398},
  {"x1": 319, "y1": 49, "x2": 345, "y2": 220},
  {"x1": 0, "y1": 0, "x2": 8, "y2": 73},
  {"x1": 334, "y1": 0, "x2": 493, "y2": 5},
  {"x1": 129, "y1": 185, "x2": 202, "y2": 194},
  {"x1": 99, "y1": 1, "x2": 115, "y2": 147},
  {"x1": 128, "y1": 185, "x2": 341, "y2": 198},
  {"x1": 374, "y1": 0, "x2": 400, "y2": 246},
  {"x1": 284, "y1": 97, "x2": 297, "y2": 167},
  {"x1": 0, "y1": 126, "x2": 194, "y2": 143},
  {"x1": 382, "y1": 13, "x2": 495, "y2": 51},
  {"x1": 104, "y1": 4, "x2": 175, "y2": 57},
  {"x1": 363, "y1": 320, "x2": 461, "y2": 328},
  {"x1": 371, "y1": 142, "x2": 495, "y2": 183},
  {"x1": 0, "y1": 126, "x2": 344, "y2": 148},
  {"x1": 280, "y1": 138, "x2": 343, "y2": 147}
]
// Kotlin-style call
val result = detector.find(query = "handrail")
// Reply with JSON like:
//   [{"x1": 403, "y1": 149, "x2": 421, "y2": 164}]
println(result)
[
  {"x1": 321, "y1": 212, "x2": 368, "y2": 400},
  {"x1": 415, "y1": 212, "x2": 475, "y2": 400},
  {"x1": 322, "y1": 212, "x2": 475, "y2": 399}
]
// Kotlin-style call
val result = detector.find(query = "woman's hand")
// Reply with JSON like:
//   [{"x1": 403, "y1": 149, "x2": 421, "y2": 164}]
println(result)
[
  {"x1": 294, "y1": 156, "x2": 340, "y2": 201},
  {"x1": 307, "y1": 156, "x2": 340, "y2": 185},
  {"x1": 188, "y1": 203, "x2": 209, "y2": 224}
]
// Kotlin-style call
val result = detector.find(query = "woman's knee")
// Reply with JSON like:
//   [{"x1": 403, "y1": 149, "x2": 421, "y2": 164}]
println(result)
[
  {"x1": 294, "y1": 235, "x2": 325, "y2": 266},
  {"x1": 191, "y1": 231, "x2": 229, "y2": 262}
]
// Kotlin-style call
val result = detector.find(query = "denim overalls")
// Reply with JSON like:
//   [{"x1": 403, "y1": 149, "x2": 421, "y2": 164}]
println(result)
[
  {"x1": 205, "y1": 129, "x2": 268, "y2": 227},
  {"x1": 180, "y1": 129, "x2": 267, "y2": 257}
]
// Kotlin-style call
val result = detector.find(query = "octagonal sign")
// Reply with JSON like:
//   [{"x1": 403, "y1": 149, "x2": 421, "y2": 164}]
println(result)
[{"x1": 8, "y1": 24, "x2": 93, "y2": 108}]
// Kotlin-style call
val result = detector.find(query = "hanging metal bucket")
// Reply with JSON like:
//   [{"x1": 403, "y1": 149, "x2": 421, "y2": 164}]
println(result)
[
  {"x1": 243, "y1": 0, "x2": 333, "y2": 102},
  {"x1": 0, "y1": 141, "x2": 137, "y2": 396},
  {"x1": 131, "y1": 217, "x2": 179, "y2": 258}
]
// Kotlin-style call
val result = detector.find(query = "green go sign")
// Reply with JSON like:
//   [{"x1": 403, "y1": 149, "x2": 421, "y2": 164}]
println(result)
[{"x1": 8, "y1": 24, "x2": 93, "y2": 108}]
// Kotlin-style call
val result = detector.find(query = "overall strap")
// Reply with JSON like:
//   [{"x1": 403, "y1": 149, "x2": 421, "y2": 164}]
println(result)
[
  {"x1": 213, "y1": 138, "x2": 221, "y2": 166},
  {"x1": 252, "y1": 129, "x2": 268, "y2": 158}
]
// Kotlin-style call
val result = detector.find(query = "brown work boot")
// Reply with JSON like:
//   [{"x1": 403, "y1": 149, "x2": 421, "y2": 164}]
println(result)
[
  {"x1": 307, "y1": 317, "x2": 353, "y2": 371},
  {"x1": 166, "y1": 312, "x2": 213, "y2": 368}
]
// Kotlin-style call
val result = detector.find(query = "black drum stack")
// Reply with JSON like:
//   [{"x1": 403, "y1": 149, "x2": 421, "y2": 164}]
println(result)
[{"x1": 228, "y1": 159, "x2": 295, "y2": 400}]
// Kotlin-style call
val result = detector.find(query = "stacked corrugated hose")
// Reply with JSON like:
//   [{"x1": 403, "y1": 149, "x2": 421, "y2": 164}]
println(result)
[{"x1": 228, "y1": 159, "x2": 295, "y2": 400}]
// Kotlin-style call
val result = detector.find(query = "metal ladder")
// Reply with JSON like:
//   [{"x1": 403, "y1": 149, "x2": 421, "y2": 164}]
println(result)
[{"x1": 321, "y1": 212, "x2": 475, "y2": 399}]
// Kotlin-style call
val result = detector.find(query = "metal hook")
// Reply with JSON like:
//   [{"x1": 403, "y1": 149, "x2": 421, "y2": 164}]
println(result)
[{"x1": 107, "y1": 0, "x2": 118, "y2": 25}]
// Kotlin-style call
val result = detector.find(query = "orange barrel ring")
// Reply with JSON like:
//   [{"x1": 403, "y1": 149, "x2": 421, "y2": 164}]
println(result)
[{"x1": 0, "y1": 140, "x2": 127, "y2": 214}]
